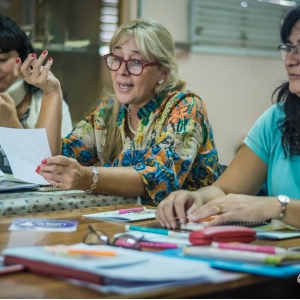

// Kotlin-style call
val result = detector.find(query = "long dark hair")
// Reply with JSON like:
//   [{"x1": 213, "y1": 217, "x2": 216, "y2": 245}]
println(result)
[
  {"x1": 0, "y1": 14, "x2": 38, "y2": 93},
  {"x1": 272, "y1": 6, "x2": 300, "y2": 157}
]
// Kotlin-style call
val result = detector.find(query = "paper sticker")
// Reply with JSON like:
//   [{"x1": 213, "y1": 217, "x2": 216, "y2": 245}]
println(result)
[{"x1": 9, "y1": 218, "x2": 78, "y2": 232}]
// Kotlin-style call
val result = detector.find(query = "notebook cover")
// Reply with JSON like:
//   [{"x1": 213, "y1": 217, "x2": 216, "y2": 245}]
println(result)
[
  {"x1": 4, "y1": 255, "x2": 104, "y2": 284},
  {"x1": 0, "y1": 180, "x2": 40, "y2": 192},
  {"x1": 159, "y1": 249, "x2": 300, "y2": 278}
]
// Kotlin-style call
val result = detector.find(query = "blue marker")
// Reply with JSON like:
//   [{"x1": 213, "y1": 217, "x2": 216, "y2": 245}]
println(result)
[{"x1": 125, "y1": 225, "x2": 189, "y2": 239}]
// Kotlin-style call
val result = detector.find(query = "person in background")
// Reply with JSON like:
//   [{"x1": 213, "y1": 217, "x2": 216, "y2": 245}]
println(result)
[
  {"x1": 17, "y1": 18, "x2": 221, "y2": 206},
  {"x1": 0, "y1": 14, "x2": 72, "y2": 173},
  {"x1": 155, "y1": 6, "x2": 300, "y2": 229}
]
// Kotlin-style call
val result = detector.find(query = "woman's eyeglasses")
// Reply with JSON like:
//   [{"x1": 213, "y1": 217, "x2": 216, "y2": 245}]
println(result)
[
  {"x1": 83, "y1": 225, "x2": 142, "y2": 250},
  {"x1": 83, "y1": 225, "x2": 179, "y2": 250},
  {"x1": 278, "y1": 44, "x2": 300, "y2": 59},
  {"x1": 104, "y1": 53, "x2": 159, "y2": 76}
]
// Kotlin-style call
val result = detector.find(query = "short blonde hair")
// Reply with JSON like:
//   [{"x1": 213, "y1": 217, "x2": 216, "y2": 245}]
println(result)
[
  {"x1": 109, "y1": 18, "x2": 186, "y2": 94},
  {"x1": 103, "y1": 19, "x2": 186, "y2": 163}
]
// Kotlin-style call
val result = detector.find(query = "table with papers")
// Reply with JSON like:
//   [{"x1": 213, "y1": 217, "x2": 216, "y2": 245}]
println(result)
[
  {"x1": 0, "y1": 204, "x2": 300, "y2": 298},
  {"x1": 0, "y1": 204, "x2": 300, "y2": 299}
]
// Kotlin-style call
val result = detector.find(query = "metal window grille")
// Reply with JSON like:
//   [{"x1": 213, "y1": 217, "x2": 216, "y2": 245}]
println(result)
[{"x1": 190, "y1": 0, "x2": 300, "y2": 56}]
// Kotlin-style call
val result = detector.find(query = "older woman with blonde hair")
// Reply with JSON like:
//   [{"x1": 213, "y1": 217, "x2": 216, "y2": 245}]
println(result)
[{"x1": 16, "y1": 18, "x2": 221, "y2": 206}]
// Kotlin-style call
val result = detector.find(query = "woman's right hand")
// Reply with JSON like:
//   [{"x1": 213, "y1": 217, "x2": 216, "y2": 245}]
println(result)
[
  {"x1": 156, "y1": 190, "x2": 204, "y2": 229},
  {"x1": 0, "y1": 92, "x2": 21, "y2": 128},
  {"x1": 14, "y1": 50, "x2": 60, "y2": 95}
]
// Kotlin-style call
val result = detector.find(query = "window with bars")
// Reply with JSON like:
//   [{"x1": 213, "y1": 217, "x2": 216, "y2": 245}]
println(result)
[{"x1": 190, "y1": 0, "x2": 300, "y2": 57}]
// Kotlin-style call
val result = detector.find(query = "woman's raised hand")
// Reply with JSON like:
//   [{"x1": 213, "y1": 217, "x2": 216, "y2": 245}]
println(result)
[{"x1": 14, "y1": 50, "x2": 60, "y2": 95}]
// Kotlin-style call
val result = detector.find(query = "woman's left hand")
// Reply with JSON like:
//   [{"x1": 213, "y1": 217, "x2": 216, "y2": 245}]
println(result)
[
  {"x1": 36, "y1": 155, "x2": 89, "y2": 190},
  {"x1": 187, "y1": 194, "x2": 279, "y2": 226}
]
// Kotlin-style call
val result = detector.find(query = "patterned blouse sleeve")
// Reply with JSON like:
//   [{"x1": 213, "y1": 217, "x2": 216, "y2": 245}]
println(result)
[{"x1": 61, "y1": 102, "x2": 106, "y2": 166}]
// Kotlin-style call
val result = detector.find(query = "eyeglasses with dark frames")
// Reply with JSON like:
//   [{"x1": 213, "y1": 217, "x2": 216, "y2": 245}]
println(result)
[
  {"x1": 83, "y1": 225, "x2": 179, "y2": 251},
  {"x1": 278, "y1": 44, "x2": 300, "y2": 59},
  {"x1": 83, "y1": 225, "x2": 142, "y2": 250},
  {"x1": 104, "y1": 53, "x2": 159, "y2": 76}
]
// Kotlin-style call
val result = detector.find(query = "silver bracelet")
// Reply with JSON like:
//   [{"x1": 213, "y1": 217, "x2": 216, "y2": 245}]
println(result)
[{"x1": 85, "y1": 166, "x2": 99, "y2": 193}]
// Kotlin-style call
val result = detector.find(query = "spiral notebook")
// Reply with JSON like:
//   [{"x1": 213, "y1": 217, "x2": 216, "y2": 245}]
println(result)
[{"x1": 180, "y1": 220, "x2": 268, "y2": 231}]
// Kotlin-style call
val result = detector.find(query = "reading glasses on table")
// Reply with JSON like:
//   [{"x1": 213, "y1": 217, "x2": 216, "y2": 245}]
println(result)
[
  {"x1": 83, "y1": 225, "x2": 180, "y2": 250},
  {"x1": 83, "y1": 225, "x2": 142, "y2": 250}
]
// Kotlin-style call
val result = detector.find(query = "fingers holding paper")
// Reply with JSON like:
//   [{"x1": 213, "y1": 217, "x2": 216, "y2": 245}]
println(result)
[{"x1": 36, "y1": 156, "x2": 90, "y2": 191}]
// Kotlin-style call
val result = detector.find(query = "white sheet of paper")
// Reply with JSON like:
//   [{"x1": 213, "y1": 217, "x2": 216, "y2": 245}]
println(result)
[{"x1": 0, "y1": 127, "x2": 50, "y2": 184}]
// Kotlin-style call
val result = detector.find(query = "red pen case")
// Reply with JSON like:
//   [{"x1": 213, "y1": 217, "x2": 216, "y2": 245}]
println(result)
[{"x1": 189, "y1": 226, "x2": 256, "y2": 245}]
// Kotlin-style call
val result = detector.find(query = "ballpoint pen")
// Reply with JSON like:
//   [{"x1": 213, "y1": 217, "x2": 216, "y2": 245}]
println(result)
[
  {"x1": 44, "y1": 246, "x2": 117, "y2": 257},
  {"x1": 125, "y1": 225, "x2": 189, "y2": 239},
  {"x1": 114, "y1": 239, "x2": 182, "y2": 249},
  {"x1": 138, "y1": 241, "x2": 180, "y2": 249},
  {"x1": 113, "y1": 207, "x2": 146, "y2": 215},
  {"x1": 211, "y1": 242, "x2": 288, "y2": 255}
]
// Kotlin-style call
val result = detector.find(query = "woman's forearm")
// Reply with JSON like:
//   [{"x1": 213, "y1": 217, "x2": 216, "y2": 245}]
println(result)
[
  {"x1": 194, "y1": 184, "x2": 226, "y2": 204},
  {"x1": 36, "y1": 90, "x2": 63, "y2": 156},
  {"x1": 81, "y1": 166, "x2": 148, "y2": 197}
]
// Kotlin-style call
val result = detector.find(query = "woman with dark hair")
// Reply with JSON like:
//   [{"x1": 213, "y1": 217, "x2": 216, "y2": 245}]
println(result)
[
  {"x1": 0, "y1": 14, "x2": 72, "y2": 173},
  {"x1": 156, "y1": 6, "x2": 300, "y2": 229}
]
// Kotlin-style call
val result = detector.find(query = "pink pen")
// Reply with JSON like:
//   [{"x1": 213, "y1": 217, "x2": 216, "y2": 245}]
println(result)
[
  {"x1": 139, "y1": 241, "x2": 179, "y2": 249},
  {"x1": 114, "y1": 207, "x2": 146, "y2": 214},
  {"x1": 211, "y1": 242, "x2": 288, "y2": 255},
  {"x1": 114, "y1": 239, "x2": 179, "y2": 249}
]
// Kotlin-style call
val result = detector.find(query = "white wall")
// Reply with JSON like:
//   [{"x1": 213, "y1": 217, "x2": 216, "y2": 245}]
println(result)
[{"x1": 139, "y1": 0, "x2": 287, "y2": 165}]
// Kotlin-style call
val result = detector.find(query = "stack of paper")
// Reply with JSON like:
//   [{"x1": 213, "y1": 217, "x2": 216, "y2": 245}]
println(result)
[{"x1": 2, "y1": 243, "x2": 241, "y2": 294}]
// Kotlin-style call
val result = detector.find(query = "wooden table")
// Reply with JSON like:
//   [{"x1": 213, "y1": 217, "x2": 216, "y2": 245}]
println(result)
[
  {"x1": 0, "y1": 205, "x2": 300, "y2": 299},
  {"x1": 0, "y1": 189, "x2": 138, "y2": 216}
]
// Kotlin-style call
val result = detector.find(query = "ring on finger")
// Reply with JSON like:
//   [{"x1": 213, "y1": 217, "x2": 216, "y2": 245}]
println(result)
[
  {"x1": 55, "y1": 182, "x2": 60, "y2": 189},
  {"x1": 216, "y1": 205, "x2": 223, "y2": 214}
]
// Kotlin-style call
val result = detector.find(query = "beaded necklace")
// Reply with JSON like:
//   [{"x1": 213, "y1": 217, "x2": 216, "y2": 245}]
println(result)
[{"x1": 127, "y1": 106, "x2": 136, "y2": 135}]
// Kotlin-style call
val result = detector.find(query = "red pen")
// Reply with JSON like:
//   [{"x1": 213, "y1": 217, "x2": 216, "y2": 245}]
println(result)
[{"x1": 211, "y1": 242, "x2": 288, "y2": 255}]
